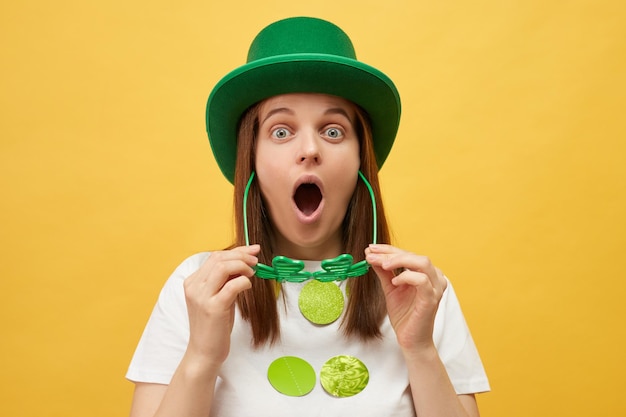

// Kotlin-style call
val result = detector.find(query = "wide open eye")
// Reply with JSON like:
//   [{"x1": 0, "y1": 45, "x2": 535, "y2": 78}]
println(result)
[
  {"x1": 323, "y1": 127, "x2": 343, "y2": 139},
  {"x1": 271, "y1": 127, "x2": 290, "y2": 140}
]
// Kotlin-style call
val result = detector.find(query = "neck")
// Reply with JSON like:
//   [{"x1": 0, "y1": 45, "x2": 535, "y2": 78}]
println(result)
[{"x1": 273, "y1": 231, "x2": 343, "y2": 261}]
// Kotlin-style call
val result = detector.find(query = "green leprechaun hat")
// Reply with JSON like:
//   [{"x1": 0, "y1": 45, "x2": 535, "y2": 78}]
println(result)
[{"x1": 206, "y1": 16, "x2": 401, "y2": 183}]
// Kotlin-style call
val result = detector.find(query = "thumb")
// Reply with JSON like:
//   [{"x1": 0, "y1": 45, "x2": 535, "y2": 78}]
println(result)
[{"x1": 366, "y1": 251, "x2": 396, "y2": 295}]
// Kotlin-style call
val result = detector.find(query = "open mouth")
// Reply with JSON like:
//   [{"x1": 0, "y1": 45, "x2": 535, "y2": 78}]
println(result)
[{"x1": 293, "y1": 183, "x2": 323, "y2": 216}]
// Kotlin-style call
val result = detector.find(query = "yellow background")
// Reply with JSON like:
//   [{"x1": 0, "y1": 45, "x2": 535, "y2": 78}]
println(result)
[{"x1": 1, "y1": 1, "x2": 624, "y2": 416}]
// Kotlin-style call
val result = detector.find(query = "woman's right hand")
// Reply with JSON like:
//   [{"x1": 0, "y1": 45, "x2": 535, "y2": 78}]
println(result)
[
  {"x1": 182, "y1": 244, "x2": 260, "y2": 370},
  {"x1": 129, "y1": 246, "x2": 260, "y2": 417}
]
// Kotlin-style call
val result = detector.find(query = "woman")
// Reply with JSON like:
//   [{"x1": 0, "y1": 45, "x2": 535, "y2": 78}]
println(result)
[{"x1": 127, "y1": 17, "x2": 489, "y2": 417}]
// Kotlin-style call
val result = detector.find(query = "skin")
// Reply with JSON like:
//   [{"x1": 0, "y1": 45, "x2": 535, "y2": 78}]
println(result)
[
  {"x1": 254, "y1": 93, "x2": 361, "y2": 260},
  {"x1": 129, "y1": 93, "x2": 481, "y2": 417}
]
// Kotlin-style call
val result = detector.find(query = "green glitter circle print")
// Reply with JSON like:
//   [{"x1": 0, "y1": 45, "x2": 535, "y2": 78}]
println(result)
[
  {"x1": 298, "y1": 280, "x2": 344, "y2": 325},
  {"x1": 320, "y1": 355, "x2": 369, "y2": 397}
]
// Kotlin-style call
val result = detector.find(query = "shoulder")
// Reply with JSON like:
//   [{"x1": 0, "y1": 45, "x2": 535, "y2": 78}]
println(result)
[
  {"x1": 156, "y1": 252, "x2": 212, "y2": 301},
  {"x1": 171, "y1": 252, "x2": 212, "y2": 278},
  {"x1": 433, "y1": 277, "x2": 469, "y2": 344},
  {"x1": 162, "y1": 251, "x2": 214, "y2": 286}
]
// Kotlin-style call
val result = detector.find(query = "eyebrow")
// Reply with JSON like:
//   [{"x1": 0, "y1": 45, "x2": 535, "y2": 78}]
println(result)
[
  {"x1": 260, "y1": 107, "x2": 294, "y2": 125},
  {"x1": 324, "y1": 107, "x2": 354, "y2": 123}
]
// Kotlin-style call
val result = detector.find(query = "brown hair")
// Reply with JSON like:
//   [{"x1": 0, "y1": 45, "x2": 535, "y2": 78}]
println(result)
[{"x1": 231, "y1": 100, "x2": 391, "y2": 347}]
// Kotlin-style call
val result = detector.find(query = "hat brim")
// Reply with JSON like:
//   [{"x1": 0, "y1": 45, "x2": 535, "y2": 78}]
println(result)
[{"x1": 206, "y1": 53, "x2": 401, "y2": 183}]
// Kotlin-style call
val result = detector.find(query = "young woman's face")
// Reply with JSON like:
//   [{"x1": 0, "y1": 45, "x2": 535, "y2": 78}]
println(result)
[{"x1": 255, "y1": 93, "x2": 361, "y2": 260}]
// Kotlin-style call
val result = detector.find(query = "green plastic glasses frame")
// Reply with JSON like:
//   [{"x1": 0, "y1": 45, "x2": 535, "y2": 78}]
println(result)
[{"x1": 243, "y1": 171, "x2": 377, "y2": 283}]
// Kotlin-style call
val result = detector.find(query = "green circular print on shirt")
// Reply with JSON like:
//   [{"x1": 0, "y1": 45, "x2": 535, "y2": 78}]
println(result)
[
  {"x1": 320, "y1": 355, "x2": 369, "y2": 397},
  {"x1": 267, "y1": 356, "x2": 316, "y2": 397},
  {"x1": 298, "y1": 280, "x2": 344, "y2": 324}
]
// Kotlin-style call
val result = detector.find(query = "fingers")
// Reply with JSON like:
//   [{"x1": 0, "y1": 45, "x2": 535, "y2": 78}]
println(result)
[
  {"x1": 365, "y1": 244, "x2": 446, "y2": 293},
  {"x1": 363, "y1": 247, "x2": 396, "y2": 293},
  {"x1": 191, "y1": 245, "x2": 259, "y2": 285},
  {"x1": 185, "y1": 245, "x2": 260, "y2": 302},
  {"x1": 366, "y1": 244, "x2": 431, "y2": 272},
  {"x1": 213, "y1": 274, "x2": 253, "y2": 306}
]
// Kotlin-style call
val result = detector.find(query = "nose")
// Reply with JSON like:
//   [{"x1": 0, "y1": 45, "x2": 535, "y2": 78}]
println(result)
[{"x1": 297, "y1": 129, "x2": 322, "y2": 165}]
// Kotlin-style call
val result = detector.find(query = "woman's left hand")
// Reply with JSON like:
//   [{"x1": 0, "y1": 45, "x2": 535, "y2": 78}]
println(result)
[{"x1": 365, "y1": 244, "x2": 448, "y2": 351}]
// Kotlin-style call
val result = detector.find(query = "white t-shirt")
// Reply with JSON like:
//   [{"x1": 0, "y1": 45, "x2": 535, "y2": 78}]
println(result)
[{"x1": 127, "y1": 252, "x2": 490, "y2": 416}]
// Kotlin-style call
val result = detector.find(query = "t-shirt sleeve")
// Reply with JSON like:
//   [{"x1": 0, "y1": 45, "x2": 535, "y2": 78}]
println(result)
[
  {"x1": 433, "y1": 279, "x2": 491, "y2": 394},
  {"x1": 126, "y1": 252, "x2": 210, "y2": 384}
]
